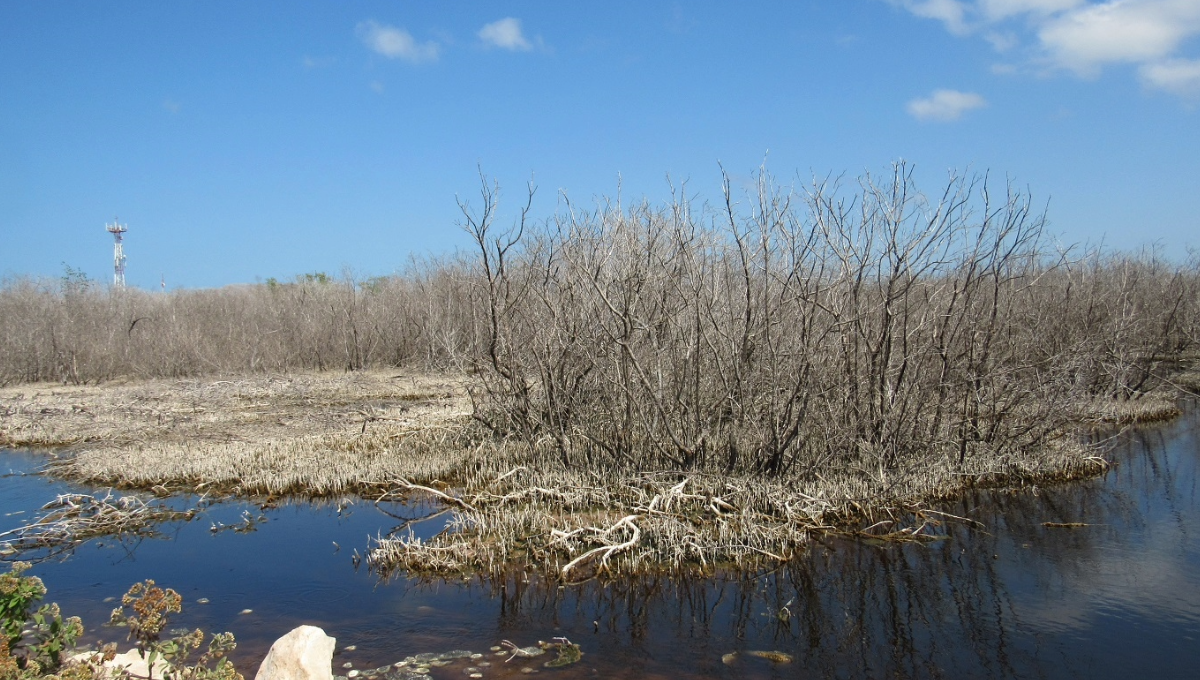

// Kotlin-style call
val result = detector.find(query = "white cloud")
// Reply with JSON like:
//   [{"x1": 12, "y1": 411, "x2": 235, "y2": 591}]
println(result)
[
  {"x1": 1038, "y1": 1, "x2": 1200, "y2": 74},
  {"x1": 985, "y1": 30, "x2": 1019, "y2": 50},
  {"x1": 892, "y1": 0, "x2": 1200, "y2": 100},
  {"x1": 1139, "y1": 58, "x2": 1200, "y2": 96},
  {"x1": 898, "y1": 0, "x2": 972, "y2": 35},
  {"x1": 907, "y1": 89, "x2": 989, "y2": 120},
  {"x1": 478, "y1": 17, "x2": 533, "y2": 51},
  {"x1": 357, "y1": 20, "x2": 439, "y2": 63},
  {"x1": 980, "y1": 0, "x2": 1083, "y2": 20}
]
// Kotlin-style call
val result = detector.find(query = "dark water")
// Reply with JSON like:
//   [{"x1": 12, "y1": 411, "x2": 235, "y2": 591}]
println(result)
[{"x1": 3, "y1": 407, "x2": 1199, "y2": 679}]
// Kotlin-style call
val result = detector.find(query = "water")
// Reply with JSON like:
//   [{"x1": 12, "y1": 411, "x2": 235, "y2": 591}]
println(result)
[{"x1": 2, "y1": 407, "x2": 1199, "y2": 679}]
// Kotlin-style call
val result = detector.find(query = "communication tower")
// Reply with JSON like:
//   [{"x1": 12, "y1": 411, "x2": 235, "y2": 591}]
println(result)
[{"x1": 106, "y1": 218, "x2": 128, "y2": 288}]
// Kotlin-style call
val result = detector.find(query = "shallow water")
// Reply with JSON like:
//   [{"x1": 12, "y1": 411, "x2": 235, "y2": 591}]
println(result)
[{"x1": 2, "y1": 407, "x2": 1199, "y2": 679}]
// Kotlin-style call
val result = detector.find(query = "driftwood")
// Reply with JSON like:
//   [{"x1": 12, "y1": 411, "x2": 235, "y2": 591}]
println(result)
[{"x1": 0, "y1": 492, "x2": 196, "y2": 559}]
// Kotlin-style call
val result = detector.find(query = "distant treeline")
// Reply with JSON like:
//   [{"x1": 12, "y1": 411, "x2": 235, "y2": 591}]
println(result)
[
  {"x1": 3, "y1": 164, "x2": 1198, "y2": 475},
  {"x1": 0, "y1": 258, "x2": 477, "y2": 384}
]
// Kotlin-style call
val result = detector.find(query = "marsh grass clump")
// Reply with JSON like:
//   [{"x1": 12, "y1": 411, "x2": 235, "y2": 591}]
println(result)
[
  {"x1": 367, "y1": 431, "x2": 1109, "y2": 579},
  {"x1": 1, "y1": 371, "x2": 473, "y2": 497},
  {"x1": 0, "y1": 494, "x2": 196, "y2": 561},
  {"x1": 60, "y1": 425, "x2": 475, "y2": 497}
]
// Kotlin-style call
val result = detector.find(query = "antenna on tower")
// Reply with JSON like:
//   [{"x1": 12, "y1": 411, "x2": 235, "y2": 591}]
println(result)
[{"x1": 105, "y1": 217, "x2": 128, "y2": 288}]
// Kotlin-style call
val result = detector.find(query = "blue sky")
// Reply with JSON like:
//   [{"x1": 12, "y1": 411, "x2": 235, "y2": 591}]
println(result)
[{"x1": 2, "y1": 1, "x2": 1198, "y2": 289}]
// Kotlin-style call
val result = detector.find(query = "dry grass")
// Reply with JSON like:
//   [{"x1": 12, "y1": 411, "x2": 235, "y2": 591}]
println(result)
[
  {"x1": 368, "y1": 429, "x2": 1111, "y2": 580},
  {"x1": 0, "y1": 370, "x2": 1181, "y2": 580},
  {"x1": 0, "y1": 370, "x2": 473, "y2": 495}
]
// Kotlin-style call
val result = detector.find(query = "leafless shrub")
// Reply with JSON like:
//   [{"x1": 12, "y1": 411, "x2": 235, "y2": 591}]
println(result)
[
  {"x1": 0, "y1": 260, "x2": 479, "y2": 385},
  {"x1": 461, "y1": 163, "x2": 1198, "y2": 481}
]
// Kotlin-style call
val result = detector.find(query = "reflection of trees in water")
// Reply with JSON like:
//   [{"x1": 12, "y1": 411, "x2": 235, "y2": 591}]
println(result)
[
  {"x1": 461, "y1": 410, "x2": 1197, "y2": 680},
  {"x1": 957, "y1": 409, "x2": 1196, "y2": 592},
  {"x1": 475, "y1": 536, "x2": 1032, "y2": 679}
]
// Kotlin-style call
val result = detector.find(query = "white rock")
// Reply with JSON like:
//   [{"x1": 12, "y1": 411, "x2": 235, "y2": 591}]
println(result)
[
  {"x1": 110, "y1": 649, "x2": 174, "y2": 679},
  {"x1": 254, "y1": 625, "x2": 336, "y2": 680},
  {"x1": 70, "y1": 648, "x2": 172, "y2": 679}
]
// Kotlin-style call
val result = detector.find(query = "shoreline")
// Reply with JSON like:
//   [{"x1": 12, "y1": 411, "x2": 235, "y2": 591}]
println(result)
[{"x1": 0, "y1": 370, "x2": 1190, "y2": 579}]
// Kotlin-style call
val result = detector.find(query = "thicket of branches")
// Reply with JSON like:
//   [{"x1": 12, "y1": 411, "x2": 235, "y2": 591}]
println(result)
[
  {"x1": 461, "y1": 164, "x2": 1199, "y2": 476},
  {"x1": 2, "y1": 164, "x2": 1197, "y2": 478},
  {"x1": 0, "y1": 261, "x2": 477, "y2": 384}
]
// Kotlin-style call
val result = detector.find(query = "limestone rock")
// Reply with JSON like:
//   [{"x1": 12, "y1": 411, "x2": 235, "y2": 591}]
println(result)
[
  {"x1": 70, "y1": 648, "x2": 172, "y2": 679},
  {"x1": 109, "y1": 649, "x2": 174, "y2": 679},
  {"x1": 254, "y1": 625, "x2": 336, "y2": 680}
]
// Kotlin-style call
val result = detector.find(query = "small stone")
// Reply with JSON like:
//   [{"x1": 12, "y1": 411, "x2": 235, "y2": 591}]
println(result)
[
  {"x1": 103, "y1": 597, "x2": 116, "y2": 603},
  {"x1": 430, "y1": 660, "x2": 449, "y2": 667},
  {"x1": 745, "y1": 650, "x2": 792, "y2": 663},
  {"x1": 465, "y1": 669, "x2": 480, "y2": 674},
  {"x1": 494, "y1": 652, "x2": 506, "y2": 657},
  {"x1": 348, "y1": 671, "x2": 360, "y2": 678},
  {"x1": 469, "y1": 675, "x2": 482, "y2": 679},
  {"x1": 196, "y1": 598, "x2": 210, "y2": 604},
  {"x1": 520, "y1": 669, "x2": 535, "y2": 675},
  {"x1": 239, "y1": 609, "x2": 253, "y2": 615},
  {"x1": 478, "y1": 662, "x2": 490, "y2": 667},
  {"x1": 393, "y1": 661, "x2": 407, "y2": 668},
  {"x1": 440, "y1": 651, "x2": 474, "y2": 660},
  {"x1": 507, "y1": 647, "x2": 543, "y2": 659},
  {"x1": 489, "y1": 646, "x2": 501, "y2": 652},
  {"x1": 344, "y1": 645, "x2": 357, "y2": 652},
  {"x1": 343, "y1": 662, "x2": 353, "y2": 669},
  {"x1": 470, "y1": 654, "x2": 482, "y2": 660}
]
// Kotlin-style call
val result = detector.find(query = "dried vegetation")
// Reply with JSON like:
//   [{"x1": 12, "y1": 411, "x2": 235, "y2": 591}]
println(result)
[
  {"x1": 1, "y1": 164, "x2": 1198, "y2": 578},
  {"x1": 0, "y1": 372, "x2": 471, "y2": 496},
  {"x1": 0, "y1": 493, "x2": 195, "y2": 560}
]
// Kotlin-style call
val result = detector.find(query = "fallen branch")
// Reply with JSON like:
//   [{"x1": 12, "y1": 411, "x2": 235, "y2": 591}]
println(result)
[{"x1": 560, "y1": 514, "x2": 642, "y2": 581}]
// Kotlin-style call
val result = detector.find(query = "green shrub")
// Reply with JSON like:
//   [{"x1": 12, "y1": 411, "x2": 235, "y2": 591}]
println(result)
[{"x1": 0, "y1": 562, "x2": 84, "y2": 679}]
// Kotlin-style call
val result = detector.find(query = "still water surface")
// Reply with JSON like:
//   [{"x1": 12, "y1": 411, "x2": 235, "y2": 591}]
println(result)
[{"x1": 2, "y1": 408, "x2": 1199, "y2": 679}]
